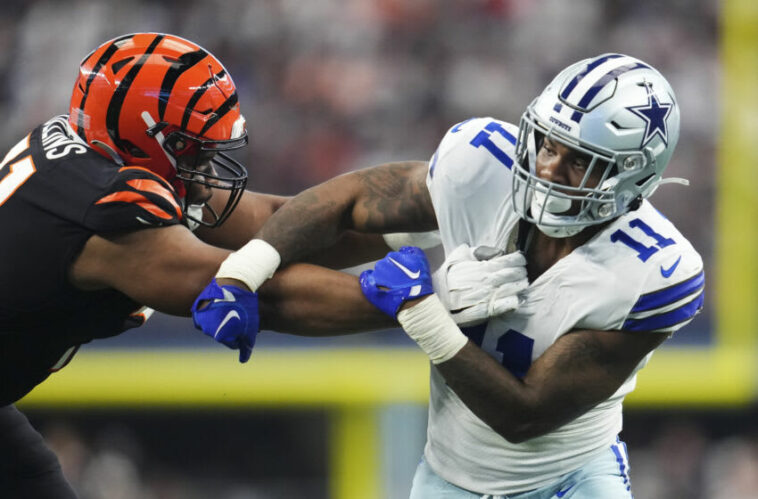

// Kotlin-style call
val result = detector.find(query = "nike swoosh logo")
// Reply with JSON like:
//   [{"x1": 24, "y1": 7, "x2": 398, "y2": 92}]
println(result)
[
  {"x1": 660, "y1": 255, "x2": 682, "y2": 278},
  {"x1": 214, "y1": 310, "x2": 240, "y2": 338},
  {"x1": 556, "y1": 484, "x2": 574, "y2": 497},
  {"x1": 388, "y1": 257, "x2": 421, "y2": 279}
]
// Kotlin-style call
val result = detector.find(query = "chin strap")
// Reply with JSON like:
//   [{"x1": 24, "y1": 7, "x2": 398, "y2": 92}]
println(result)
[{"x1": 534, "y1": 222, "x2": 584, "y2": 238}]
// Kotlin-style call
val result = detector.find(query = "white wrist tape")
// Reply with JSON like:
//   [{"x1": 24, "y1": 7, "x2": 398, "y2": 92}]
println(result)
[
  {"x1": 397, "y1": 295, "x2": 468, "y2": 364},
  {"x1": 216, "y1": 239, "x2": 281, "y2": 292}
]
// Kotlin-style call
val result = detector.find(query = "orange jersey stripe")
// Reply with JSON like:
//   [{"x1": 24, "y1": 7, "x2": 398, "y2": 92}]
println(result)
[
  {"x1": 117, "y1": 166, "x2": 176, "y2": 191},
  {"x1": 118, "y1": 166, "x2": 175, "y2": 190},
  {"x1": 126, "y1": 178, "x2": 182, "y2": 218},
  {"x1": 95, "y1": 190, "x2": 175, "y2": 220}
]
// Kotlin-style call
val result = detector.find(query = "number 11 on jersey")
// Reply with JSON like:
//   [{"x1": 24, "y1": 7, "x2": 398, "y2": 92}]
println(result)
[
  {"x1": 462, "y1": 324, "x2": 534, "y2": 379},
  {"x1": 0, "y1": 135, "x2": 35, "y2": 207},
  {"x1": 0, "y1": 156, "x2": 35, "y2": 206}
]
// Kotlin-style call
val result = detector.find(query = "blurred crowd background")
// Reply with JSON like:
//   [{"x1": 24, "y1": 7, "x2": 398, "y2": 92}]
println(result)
[{"x1": 4, "y1": 0, "x2": 756, "y2": 498}]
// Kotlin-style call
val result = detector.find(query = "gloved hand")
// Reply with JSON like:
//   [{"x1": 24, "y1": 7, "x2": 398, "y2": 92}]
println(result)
[
  {"x1": 359, "y1": 246, "x2": 434, "y2": 317},
  {"x1": 191, "y1": 278, "x2": 260, "y2": 363},
  {"x1": 433, "y1": 244, "x2": 528, "y2": 326}
]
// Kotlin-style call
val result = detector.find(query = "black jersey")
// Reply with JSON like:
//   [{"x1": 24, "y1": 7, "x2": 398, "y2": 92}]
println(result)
[{"x1": 0, "y1": 115, "x2": 184, "y2": 405}]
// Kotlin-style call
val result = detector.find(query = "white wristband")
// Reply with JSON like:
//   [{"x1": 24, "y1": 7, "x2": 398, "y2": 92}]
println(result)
[
  {"x1": 216, "y1": 239, "x2": 281, "y2": 292},
  {"x1": 397, "y1": 295, "x2": 468, "y2": 364}
]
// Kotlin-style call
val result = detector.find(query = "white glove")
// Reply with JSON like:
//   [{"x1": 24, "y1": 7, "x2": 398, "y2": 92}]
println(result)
[{"x1": 433, "y1": 244, "x2": 528, "y2": 326}]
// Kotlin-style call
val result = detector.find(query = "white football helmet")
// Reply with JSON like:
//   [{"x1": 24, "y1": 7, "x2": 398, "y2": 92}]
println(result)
[{"x1": 512, "y1": 53, "x2": 685, "y2": 238}]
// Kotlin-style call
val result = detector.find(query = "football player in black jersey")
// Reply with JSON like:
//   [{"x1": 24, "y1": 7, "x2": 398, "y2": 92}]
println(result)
[{"x1": 0, "y1": 33, "x2": 398, "y2": 497}]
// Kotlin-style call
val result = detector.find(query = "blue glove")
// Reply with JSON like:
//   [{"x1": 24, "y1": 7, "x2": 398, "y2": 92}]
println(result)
[
  {"x1": 360, "y1": 246, "x2": 434, "y2": 317},
  {"x1": 191, "y1": 278, "x2": 260, "y2": 363}
]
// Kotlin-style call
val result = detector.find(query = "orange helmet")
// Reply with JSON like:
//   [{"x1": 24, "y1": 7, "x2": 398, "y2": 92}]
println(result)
[{"x1": 69, "y1": 33, "x2": 248, "y2": 227}]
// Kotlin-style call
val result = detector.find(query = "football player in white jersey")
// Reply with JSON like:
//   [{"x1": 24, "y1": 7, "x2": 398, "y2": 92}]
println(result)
[{"x1": 197, "y1": 54, "x2": 704, "y2": 498}]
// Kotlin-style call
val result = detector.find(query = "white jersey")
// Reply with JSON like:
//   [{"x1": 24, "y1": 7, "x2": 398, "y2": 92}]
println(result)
[{"x1": 423, "y1": 117, "x2": 704, "y2": 494}]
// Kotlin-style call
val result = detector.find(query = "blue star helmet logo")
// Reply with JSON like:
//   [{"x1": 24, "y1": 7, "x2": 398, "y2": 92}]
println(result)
[{"x1": 626, "y1": 82, "x2": 673, "y2": 147}]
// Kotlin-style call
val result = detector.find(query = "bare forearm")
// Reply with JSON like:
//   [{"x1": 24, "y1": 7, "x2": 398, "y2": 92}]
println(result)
[
  {"x1": 303, "y1": 231, "x2": 390, "y2": 269},
  {"x1": 196, "y1": 191, "x2": 290, "y2": 249},
  {"x1": 436, "y1": 342, "x2": 577, "y2": 443},
  {"x1": 256, "y1": 162, "x2": 435, "y2": 266},
  {"x1": 257, "y1": 263, "x2": 395, "y2": 335},
  {"x1": 435, "y1": 328, "x2": 666, "y2": 443}
]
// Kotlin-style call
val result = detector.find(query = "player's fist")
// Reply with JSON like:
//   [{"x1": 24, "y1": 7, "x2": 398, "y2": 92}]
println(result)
[
  {"x1": 192, "y1": 278, "x2": 260, "y2": 363},
  {"x1": 360, "y1": 246, "x2": 434, "y2": 317},
  {"x1": 433, "y1": 244, "x2": 528, "y2": 326}
]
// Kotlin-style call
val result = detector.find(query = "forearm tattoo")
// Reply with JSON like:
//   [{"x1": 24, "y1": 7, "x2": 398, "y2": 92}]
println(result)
[
  {"x1": 353, "y1": 162, "x2": 437, "y2": 232},
  {"x1": 257, "y1": 161, "x2": 436, "y2": 265}
]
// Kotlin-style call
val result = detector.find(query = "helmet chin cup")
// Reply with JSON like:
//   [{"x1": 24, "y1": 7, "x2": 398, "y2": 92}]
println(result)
[
  {"x1": 183, "y1": 203, "x2": 205, "y2": 231},
  {"x1": 532, "y1": 188, "x2": 571, "y2": 215},
  {"x1": 529, "y1": 190, "x2": 585, "y2": 238}
]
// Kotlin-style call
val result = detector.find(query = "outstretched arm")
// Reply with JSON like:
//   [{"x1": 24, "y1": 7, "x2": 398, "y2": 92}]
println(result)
[
  {"x1": 257, "y1": 263, "x2": 394, "y2": 334},
  {"x1": 70, "y1": 225, "x2": 392, "y2": 333},
  {"x1": 203, "y1": 161, "x2": 436, "y2": 327},
  {"x1": 256, "y1": 161, "x2": 436, "y2": 266},
  {"x1": 189, "y1": 160, "x2": 440, "y2": 358},
  {"x1": 195, "y1": 186, "x2": 396, "y2": 268}
]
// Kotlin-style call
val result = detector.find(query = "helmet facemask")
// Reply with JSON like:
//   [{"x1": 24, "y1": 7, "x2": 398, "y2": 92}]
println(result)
[
  {"x1": 146, "y1": 120, "x2": 249, "y2": 228},
  {"x1": 513, "y1": 104, "x2": 653, "y2": 237}
]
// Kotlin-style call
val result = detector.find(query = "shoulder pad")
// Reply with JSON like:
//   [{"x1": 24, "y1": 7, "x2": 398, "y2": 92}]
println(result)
[
  {"x1": 570, "y1": 202, "x2": 704, "y2": 333},
  {"x1": 426, "y1": 117, "x2": 521, "y2": 251},
  {"x1": 429, "y1": 117, "x2": 518, "y2": 183},
  {"x1": 613, "y1": 203, "x2": 705, "y2": 333},
  {"x1": 85, "y1": 166, "x2": 184, "y2": 232},
  {"x1": 622, "y1": 263, "x2": 704, "y2": 334}
]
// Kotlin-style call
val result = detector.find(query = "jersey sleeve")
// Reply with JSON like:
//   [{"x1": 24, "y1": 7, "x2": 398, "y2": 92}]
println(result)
[
  {"x1": 83, "y1": 166, "x2": 184, "y2": 232},
  {"x1": 620, "y1": 253, "x2": 704, "y2": 334},
  {"x1": 571, "y1": 202, "x2": 705, "y2": 334},
  {"x1": 425, "y1": 117, "x2": 520, "y2": 253}
]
